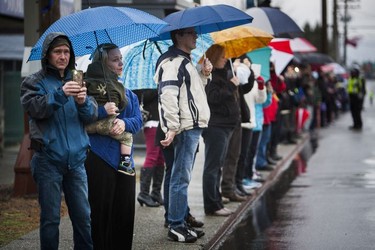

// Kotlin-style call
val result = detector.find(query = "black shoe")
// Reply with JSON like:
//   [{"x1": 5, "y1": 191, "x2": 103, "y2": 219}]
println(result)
[
  {"x1": 267, "y1": 157, "x2": 277, "y2": 165},
  {"x1": 255, "y1": 165, "x2": 274, "y2": 171},
  {"x1": 285, "y1": 139, "x2": 297, "y2": 144},
  {"x1": 349, "y1": 126, "x2": 362, "y2": 131},
  {"x1": 186, "y1": 214, "x2": 204, "y2": 228},
  {"x1": 151, "y1": 192, "x2": 164, "y2": 205},
  {"x1": 187, "y1": 226, "x2": 205, "y2": 238},
  {"x1": 168, "y1": 226, "x2": 197, "y2": 243},
  {"x1": 137, "y1": 193, "x2": 160, "y2": 207},
  {"x1": 270, "y1": 154, "x2": 282, "y2": 161},
  {"x1": 164, "y1": 221, "x2": 169, "y2": 228}
]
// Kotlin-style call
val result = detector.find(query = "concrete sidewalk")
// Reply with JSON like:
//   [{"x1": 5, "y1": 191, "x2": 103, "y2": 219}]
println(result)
[{"x1": 0, "y1": 133, "x2": 314, "y2": 250}]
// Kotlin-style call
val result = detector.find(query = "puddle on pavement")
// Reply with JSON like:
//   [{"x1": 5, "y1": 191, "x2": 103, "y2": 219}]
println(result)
[{"x1": 217, "y1": 159, "x2": 309, "y2": 249}]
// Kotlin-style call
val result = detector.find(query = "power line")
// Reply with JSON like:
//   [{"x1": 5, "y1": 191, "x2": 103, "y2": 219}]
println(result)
[{"x1": 349, "y1": 25, "x2": 375, "y2": 30}]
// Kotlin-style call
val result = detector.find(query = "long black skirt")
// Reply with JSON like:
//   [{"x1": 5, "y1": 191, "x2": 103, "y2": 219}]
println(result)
[{"x1": 85, "y1": 151, "x2": 135, "y2": 250}]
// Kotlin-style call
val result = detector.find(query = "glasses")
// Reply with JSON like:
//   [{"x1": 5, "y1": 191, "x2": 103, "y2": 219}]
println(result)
[{"x1": 182, "y1": 31, "x2": 198, "y2": 36}]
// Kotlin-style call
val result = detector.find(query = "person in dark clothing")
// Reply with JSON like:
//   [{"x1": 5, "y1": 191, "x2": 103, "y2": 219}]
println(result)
[
  {"x1": 268, "y1": 62, "x2": 287, "y2": 160},
  {"x1": 85, "y1": 43, "x2": 134, "y2": 176},
  {"x1": 133, "y1": 89, "x2": 165, "y2": 207},
  {"x1": 85, "y1": 44, "x2": 143, "y2": 250},
  {"x1": 222, "y1": 56, "x2": 254, "y2": 199},
  {"x1": 347, "y1": 68, "x2": 366, "y2": 130},
  {"x1": 202, "y1": 44, "x2": 241, "y2": 216}
]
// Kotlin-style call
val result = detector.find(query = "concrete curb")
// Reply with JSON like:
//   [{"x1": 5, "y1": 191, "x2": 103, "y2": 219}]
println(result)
[{"x1": 205, "y1": 134, "x2": 314, "y2": 249}]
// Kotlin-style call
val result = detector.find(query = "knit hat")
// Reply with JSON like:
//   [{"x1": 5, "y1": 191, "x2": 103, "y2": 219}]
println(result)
[{"x1": 50, "y1": 37, "x2": 71, "y2": 49}]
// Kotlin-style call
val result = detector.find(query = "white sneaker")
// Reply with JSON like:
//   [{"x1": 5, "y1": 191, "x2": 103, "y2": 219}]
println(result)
[
  {"x1": 243, "y1": 178, "x2": 262, "y2": 190},
  {"x1": 252, "y1": 172, "x2": 264, "y2": 182}
]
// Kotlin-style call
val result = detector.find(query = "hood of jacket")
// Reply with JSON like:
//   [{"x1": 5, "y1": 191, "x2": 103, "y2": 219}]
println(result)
[
  {"x1": 85, "y1": 61, "x2": 127, "y2": 111},
  {"x1": 41, "y1": 32, "x2": 75, "y2": 73}
]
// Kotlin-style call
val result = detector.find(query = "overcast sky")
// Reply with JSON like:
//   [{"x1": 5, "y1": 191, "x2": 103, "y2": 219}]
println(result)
[{"x1": 271, "y1": 0, "x2": 375, "y2": 65}]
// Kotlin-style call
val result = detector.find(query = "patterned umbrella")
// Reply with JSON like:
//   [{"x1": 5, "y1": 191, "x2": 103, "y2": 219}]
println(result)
[
  {"x1": 210, "y1": 26, "x2": 273, "y2": 59},
  {"x1": 28, "y1": 6, "x2": 169, "y2": 61},
  {"x1": 122, "y1": 34, "x2": 214, "y2": 90}
]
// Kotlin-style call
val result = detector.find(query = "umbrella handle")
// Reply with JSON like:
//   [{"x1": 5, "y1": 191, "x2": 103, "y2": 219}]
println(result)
[{"x1": 229, "y1": 58, "x2": 236, "y2": 76}]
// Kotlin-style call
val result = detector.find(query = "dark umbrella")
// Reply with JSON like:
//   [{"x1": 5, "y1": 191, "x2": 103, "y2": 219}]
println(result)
[
  {"x1": 245, "y1": 7, "x2": 303, "y2": 38},
  {"x1": 154, "y1": 4, "x2": 254, "y2": 40},
  {"x1": 294, "y1": 52, "x2": 335, "y2": 71}
]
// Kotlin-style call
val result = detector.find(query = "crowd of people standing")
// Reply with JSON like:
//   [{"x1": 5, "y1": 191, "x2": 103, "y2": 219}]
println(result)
[{"x1": 22, "y1": 26, "x2": 367, "y2": 249}]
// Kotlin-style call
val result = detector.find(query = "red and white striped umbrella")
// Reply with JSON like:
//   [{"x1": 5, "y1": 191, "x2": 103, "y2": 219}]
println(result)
[
  {"x1": 269, "y1": 38, "x2": 317, "y2": 53},
  {"x1": 267, "y1": 38, "x2": 294, "y2": 75}
]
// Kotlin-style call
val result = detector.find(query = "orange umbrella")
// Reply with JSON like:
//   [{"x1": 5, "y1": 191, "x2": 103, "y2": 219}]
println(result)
[{"x1": 210, "y1": 26, "x2": 273, "y2": 59}]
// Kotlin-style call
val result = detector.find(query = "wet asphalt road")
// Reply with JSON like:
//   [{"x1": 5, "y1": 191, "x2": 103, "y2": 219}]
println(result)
[{"x1": 250, "y1": 80, "x2": 375, "y2": 249}]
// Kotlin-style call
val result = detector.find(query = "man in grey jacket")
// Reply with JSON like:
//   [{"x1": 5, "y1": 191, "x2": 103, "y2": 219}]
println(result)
[
  {"x1": 20, "y1": 32, "x2": 97, "y2": 249},
  {"x1": 154, "y1": 27, "x2": 212, "y2": 243}
]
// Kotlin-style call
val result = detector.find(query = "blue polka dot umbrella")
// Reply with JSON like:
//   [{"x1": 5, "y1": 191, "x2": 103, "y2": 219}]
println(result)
[
  {"x1": 121, "y1": 33, "x2": 214, "y2": 90},
  {"x1": 27, "y1": 6, "x2": 169, "y2": 61}
]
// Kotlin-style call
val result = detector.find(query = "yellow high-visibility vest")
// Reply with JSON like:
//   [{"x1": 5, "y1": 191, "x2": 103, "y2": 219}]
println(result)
[{"x1": 347, "y1": 77, "x2": 364, "y2": 94}]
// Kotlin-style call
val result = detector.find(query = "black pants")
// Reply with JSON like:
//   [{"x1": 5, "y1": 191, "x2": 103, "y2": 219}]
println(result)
[
  {"x1": 269, "y1": 111, "x2": 282, "y2": 156},
  {"x1": 221, "y1": 122, "x2": 242, "y2": 196},
  {"x1": 349, "y1": 94, "x2": 364, "y2": 128},
  {"x1": 236, "y1": 128, "x2": 253, "y2": 186},
  {"x1": 85, "y1": 151, "x2": 135, "y2": 250},
  {"x1": 245, "y1": 130, "x2": 261, "y2": 179}
]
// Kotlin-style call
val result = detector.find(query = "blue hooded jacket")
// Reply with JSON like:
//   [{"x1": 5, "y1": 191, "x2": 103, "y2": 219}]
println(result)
[{"x1": 20, "y1": 32, "x2": 98, "y2": 168}]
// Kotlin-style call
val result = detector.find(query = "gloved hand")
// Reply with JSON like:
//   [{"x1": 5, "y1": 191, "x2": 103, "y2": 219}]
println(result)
[{"x1": 256, "y1": 76, "x2": 265, "y2": 89}]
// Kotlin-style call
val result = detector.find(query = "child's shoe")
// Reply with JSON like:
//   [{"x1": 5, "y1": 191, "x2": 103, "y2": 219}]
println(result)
[{"x1": 118, "y1": 156, "x2": 135, "y2": 176}]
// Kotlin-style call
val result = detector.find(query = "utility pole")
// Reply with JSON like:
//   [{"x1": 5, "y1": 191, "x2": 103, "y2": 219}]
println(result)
[
  {"x1": 332, "y1": 0, "x2": 339, "y2": 62},
  {"x1": 14, "y1": 0, "x2": 61, "y2": 196},
  {"x1": 321, "y1": 0, "x2": 328, "y2": 54}
]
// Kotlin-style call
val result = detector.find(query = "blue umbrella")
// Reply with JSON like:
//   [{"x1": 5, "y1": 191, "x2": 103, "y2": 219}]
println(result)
[
  {"x1": 122, "y1": 34, "x2": 213, "y2": 90},
  {"x1": 28, "y1": 6, "x2": 169, "y2": 61},
  {"x1": 154, "y1": 4, "x2": 253, "y2": 40}
]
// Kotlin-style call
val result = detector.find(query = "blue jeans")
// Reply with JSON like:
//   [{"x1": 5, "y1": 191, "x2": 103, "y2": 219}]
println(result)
[
  {"x1": 255, "y1": 124, "x2": 272, "y2": 168},
  {"x1": 168, "y1": 128, "x2": 202, "y2": 229},
  {"x1": 31, "y1": 153, "x2": 93, "y2": 250}
]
